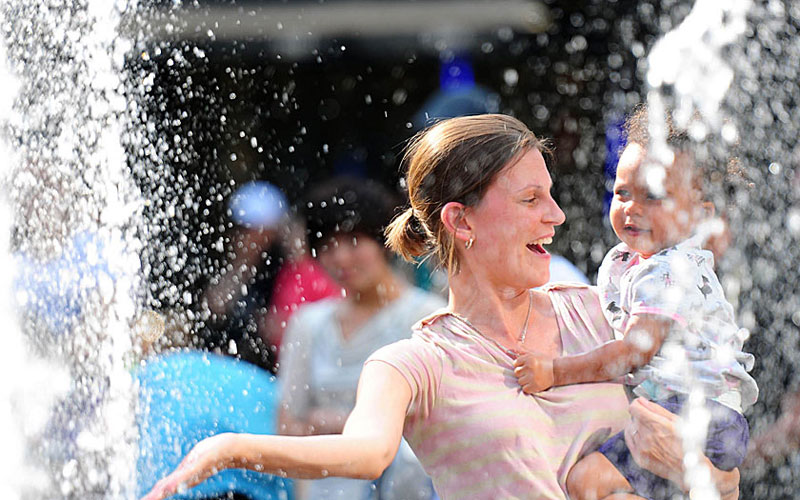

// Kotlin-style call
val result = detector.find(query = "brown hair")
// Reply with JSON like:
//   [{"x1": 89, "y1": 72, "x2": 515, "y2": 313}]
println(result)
[{"x1": 385, "y1": 114, "x2": 548, "y2": 273}]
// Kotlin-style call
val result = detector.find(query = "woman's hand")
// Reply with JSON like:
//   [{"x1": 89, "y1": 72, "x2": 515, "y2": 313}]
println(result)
[
  {"x1": 625, "y1": 398, "x2": 740, "y2": 499},
  {"x1": 141, "y1": 433, "x2": 240, "y2": 500},
  {"x1": 624, "y1": 398, "x2": 685, "y2": 488},
  {"x1": 512, "y1": 351, "x2": 554, "y2": 394}
]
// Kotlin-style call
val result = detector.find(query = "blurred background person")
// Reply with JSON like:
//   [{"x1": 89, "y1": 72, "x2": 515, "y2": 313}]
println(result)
[
  {"x1": 200, "y1": 181, "x2": 339, "y2": 373},
  {"x1": 547, "y1": 254, "x2": 590, "y2": 284},
  {"x1": 278, "y1": 176, "x2": 445, "y2": 500},
  {"x1": 744, "y1": 390, "x2": 800, "y2": 474},
  {"x1": 12, "y1": 219, "x2": 136, "y2": 490},
  {"x1": 260, "y1": 203, "x2": 343, "y2": 365}
]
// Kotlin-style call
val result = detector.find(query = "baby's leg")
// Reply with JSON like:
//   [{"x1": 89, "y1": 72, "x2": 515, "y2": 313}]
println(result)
[
  {"x1": 566, "y1": 452, "x2": 640, "y2": 500},
  {"x1": 703, "y1": 400, "x2": 750, "y2": 471}
]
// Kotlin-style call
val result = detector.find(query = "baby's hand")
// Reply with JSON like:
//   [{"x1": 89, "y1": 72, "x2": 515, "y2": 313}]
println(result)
[{"x1": 513, "y1": 351, "x2": 555, "y2": 394}]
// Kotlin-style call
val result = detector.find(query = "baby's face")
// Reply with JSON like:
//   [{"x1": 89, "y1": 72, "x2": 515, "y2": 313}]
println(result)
[{"x1": 609, "y1": 143, "x2": 705, "y2": 258}]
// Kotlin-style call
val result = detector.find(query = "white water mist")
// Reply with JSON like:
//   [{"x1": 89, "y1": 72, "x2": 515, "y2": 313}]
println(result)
[{"x1": 0, "y1": 0, "x2": 144, "y2": 497}]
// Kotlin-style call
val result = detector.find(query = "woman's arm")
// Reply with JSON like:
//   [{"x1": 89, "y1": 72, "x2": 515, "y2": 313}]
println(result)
[
  {"x1": 626, "y1": 398, "x2": 740, "y2": 499},
  {"x1": 141, "y1": 362, "x2": 412, "y2": 500},
  {"x1": 278, "y1": 406, "x2": 350, "y2": 436}
]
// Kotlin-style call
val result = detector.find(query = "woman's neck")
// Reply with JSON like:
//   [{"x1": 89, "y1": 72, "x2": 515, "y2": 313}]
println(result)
[{"x1": 447, "y1": 270, "x2": 560, "y2": 354}]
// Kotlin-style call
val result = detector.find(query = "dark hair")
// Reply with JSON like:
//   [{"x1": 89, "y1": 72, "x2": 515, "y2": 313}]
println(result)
[
  {"x1": 624, "y1": 104, "x2": 750, "y2": 209},
  {"x1": 385, "y1": 114, "x2": 549, "y2": 273},
  {"x1": 304, "y1": 176, "x2": 400, "y2": 255},
  {"x1": 625, "y1": 104, "x2": 693, "y2": 152}
]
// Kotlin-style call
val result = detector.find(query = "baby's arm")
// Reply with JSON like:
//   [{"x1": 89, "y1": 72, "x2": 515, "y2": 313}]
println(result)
[{"x1": 514, "y1": 313, "x2": 672, "y2": 394}]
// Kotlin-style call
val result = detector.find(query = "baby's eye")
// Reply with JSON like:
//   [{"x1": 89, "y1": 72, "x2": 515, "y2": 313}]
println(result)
[{"x1": 614, "y1": 189, "x2": 630, "y2": 198}]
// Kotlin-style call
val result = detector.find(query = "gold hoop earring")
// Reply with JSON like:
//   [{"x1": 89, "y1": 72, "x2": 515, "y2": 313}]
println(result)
[{"x1": 465, "y1": 236, "x2": 474, "y2": 250}]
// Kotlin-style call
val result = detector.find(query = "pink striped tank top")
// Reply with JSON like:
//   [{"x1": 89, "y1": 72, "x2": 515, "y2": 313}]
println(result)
[{"x1": 366, "y1": 284, "x2": 630, "y2": 499}]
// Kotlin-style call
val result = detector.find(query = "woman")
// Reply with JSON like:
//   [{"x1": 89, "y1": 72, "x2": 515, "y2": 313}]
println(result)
[
  {"x1": 278, "y1": 177, "x2": 445, "y2": 499},
  {"x1": 142, "y1": 114, "x2": 740, "y2": 500}
]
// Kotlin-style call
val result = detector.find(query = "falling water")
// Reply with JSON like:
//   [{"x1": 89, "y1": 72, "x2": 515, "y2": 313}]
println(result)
[
  {"x1": 0, "y1": 24, "x2": 57, "y2": 500},
  {"x1": 641, "y1": 1, "x2": 752, "y2": 498},
  {"x1": 640, "y1": 0, "x2": 800, "y2": 497},
  {"x1": 1, "y1": 0, "x2": 143, "y2": 498}
]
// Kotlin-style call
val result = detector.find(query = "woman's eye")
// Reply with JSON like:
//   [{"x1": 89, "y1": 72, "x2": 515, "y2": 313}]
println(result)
[
  {"x1": 646, "y1": 192, "x2": 664, "y2": 201},
  {"x1": 614, "y1": 189, "x2": 629, "y2": 198}
]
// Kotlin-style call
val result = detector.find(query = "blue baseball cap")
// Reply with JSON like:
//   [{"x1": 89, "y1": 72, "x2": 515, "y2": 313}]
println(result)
[{"x1": 228, "y1": 181, "x2": 288, "y2": 229}]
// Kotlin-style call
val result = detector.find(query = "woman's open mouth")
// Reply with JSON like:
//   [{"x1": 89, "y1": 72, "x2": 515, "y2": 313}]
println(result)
[{"x1": 527, "y1": 236, "x2": 552, "y2": 255}]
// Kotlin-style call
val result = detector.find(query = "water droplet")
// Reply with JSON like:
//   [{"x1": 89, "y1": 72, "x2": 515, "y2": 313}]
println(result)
[{"x1": 503, "y1": 68, "x2": 519, "y2": 86}]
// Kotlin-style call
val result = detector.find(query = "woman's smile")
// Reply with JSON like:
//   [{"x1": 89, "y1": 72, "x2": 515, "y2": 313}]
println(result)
[{"x1": 527, "y1": 236, "x2": 553, "y2": 255}]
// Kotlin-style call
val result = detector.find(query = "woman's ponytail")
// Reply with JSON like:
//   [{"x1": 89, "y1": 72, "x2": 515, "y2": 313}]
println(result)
[{"x1": 385, "y1": 206, "x2": 430, "y2": 262}]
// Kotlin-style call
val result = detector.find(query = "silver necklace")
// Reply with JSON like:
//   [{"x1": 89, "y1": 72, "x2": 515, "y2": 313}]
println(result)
[
  {"x1": 450, "y1": 289, "x2": 534, "y2": 355},
  {"x1": 518, "y1": 288, "x2": 534, "y2": 345}
]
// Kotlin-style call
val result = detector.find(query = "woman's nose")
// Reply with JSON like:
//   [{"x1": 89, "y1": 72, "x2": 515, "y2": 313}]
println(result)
[{"x1": 546, "y1": 197, "x2": 566, "y2": 226}]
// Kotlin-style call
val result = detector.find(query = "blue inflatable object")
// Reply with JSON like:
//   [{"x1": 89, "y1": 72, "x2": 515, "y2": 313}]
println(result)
[{"x1": 136, "y1": 351, "x2": 293, "y2": 500}]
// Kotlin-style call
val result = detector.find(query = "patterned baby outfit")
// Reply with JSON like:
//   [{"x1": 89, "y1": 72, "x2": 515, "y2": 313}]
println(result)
[{"x1": 596, "y1": 236, "x2": 758, "y2": 411}]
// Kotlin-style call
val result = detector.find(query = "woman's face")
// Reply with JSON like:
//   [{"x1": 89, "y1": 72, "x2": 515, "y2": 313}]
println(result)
[
  {"x1": 464, "y1": 148, "x2": 565, "y2": 289},
  {"x1": 317, "y1": 232, "x2": 391, "y2": 294}
]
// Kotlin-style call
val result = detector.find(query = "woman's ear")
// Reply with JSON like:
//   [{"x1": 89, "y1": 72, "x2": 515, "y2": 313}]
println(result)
[{"x1": 441, "y1": 202, "x2": 472, "y2": 244}]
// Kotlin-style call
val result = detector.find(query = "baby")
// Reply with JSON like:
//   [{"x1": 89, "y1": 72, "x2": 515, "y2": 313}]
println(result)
[{"x1": 513, "y1": 106, "x2": 758, "y2": 499}]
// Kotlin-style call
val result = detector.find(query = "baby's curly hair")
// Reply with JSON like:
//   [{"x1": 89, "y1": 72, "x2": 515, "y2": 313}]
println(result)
[{"x1": 624, "y1": 104, "x2": 752, "y2": 211}]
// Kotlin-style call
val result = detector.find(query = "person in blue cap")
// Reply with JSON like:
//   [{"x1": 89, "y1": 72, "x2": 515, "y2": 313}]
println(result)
[{"x1": 201, "y1": 181, "x2": 314, "y2": 373}]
